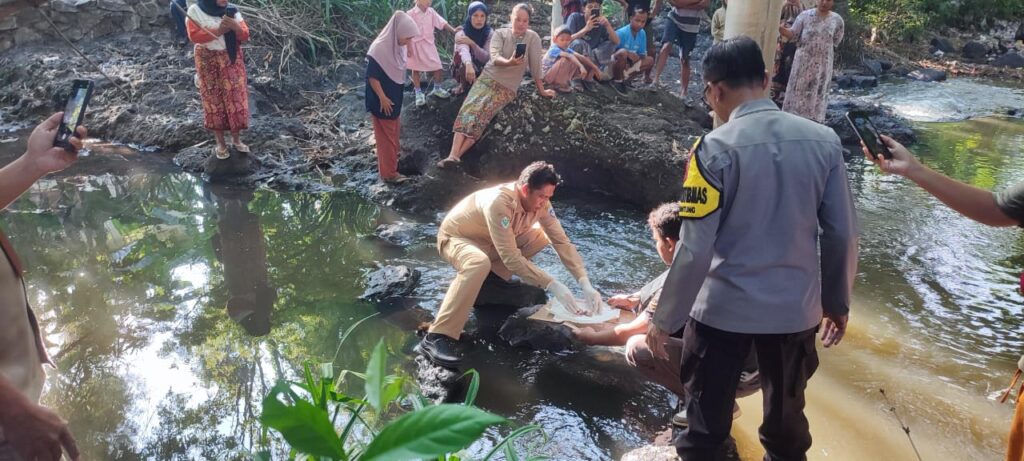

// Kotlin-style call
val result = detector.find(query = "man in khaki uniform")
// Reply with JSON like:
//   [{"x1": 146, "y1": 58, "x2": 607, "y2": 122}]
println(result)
[
  {"x1": 0, "y1": 113, "x2": 84, "y2": 461},
  {"x1": 418, "y1": 162, "x2": 603, "y2": 367}
]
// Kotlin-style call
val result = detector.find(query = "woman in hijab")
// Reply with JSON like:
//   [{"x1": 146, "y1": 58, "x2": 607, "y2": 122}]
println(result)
[
  {"x1": 186, "y1": 0, "x2": 251, "y2": 160},
  {"x1": 451, "y1": 1, "x2": 493, "y2": 95},
  {"x1": 366, "y1": 11, "x2": 419, "y2": 184}
]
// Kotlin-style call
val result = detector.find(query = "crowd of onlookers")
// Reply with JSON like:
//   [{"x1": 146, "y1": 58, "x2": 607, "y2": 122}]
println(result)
[{"x1": 361, "y1": 0, "x2": 845, "y2": 183}]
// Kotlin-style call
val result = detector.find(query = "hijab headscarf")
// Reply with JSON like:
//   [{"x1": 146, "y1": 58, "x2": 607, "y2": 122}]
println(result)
[
  {"x1": 462, "y1": 1, "x2": 491, "y2": 49},
  {"x1": 197, "y1": 0, "x2": 240, "y2": 63},
  {"x1": 367, "y1": 11, "x2": 420, "y2": 84}
]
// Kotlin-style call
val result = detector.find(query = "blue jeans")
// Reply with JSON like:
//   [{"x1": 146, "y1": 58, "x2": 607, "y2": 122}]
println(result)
[{"x1": 169, "y1": 0, "x2": 188, "y2": 41}]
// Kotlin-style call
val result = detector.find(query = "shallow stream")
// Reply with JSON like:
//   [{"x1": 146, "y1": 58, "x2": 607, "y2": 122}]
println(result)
[{"x1": 2, "y1": 79, "x2": 1024, "y2": 460}]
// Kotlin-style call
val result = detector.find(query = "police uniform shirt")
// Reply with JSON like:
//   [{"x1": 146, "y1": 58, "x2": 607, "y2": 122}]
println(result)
[
  {"x1": 654, "y1": 98, "x2": 859, "y2": 335},
  {"x1": 438, "y1": 183, "x2": 588, "y2": 288}
]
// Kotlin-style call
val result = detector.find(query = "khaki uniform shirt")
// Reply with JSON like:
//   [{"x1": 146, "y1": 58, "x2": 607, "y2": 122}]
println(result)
[
  {"x1": 0, "y1": 230, "x2": 47, "y2": 404},
  {"x1": 438, "y1": 183, "x2": 587, "y2": 288}
]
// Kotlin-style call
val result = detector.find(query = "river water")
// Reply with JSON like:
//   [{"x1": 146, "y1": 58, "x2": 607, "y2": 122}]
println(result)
[{"x1": 1, "y1": 79, "x2": 1023, "y2": 460}]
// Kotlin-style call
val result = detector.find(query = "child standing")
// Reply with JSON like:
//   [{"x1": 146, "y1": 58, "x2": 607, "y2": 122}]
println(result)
[
  {"x1": 407, "y1": 0, "x2": 457, "y2": 106},
  {"x1": 365, "y1": 11, "x2": 419, "y2": 183}
]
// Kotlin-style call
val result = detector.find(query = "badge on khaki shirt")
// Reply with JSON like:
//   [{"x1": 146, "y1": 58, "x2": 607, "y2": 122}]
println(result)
[
  {"x1": 501, "y1": 216, "x2": 511, "y2": 229},
  {"x1": 678, "y1": 137, "x2": 721, "y2": 219}
]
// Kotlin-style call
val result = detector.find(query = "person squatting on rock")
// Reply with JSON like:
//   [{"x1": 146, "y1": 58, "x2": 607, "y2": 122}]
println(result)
[
  {"x1": 649, "y1": 37, "x2": 857, "y2": 460},
  {"x1": 0, "y1": 113, "x2": 87, "y2": 461},
  {"x1": 406, "y1": 0, "x2": 458, "y2": 107},
  {"x1": 570, "y1": 203, "x2": 760, "y2": 428},
  {"x1": 610, "y1": 8, "x2": 655, "y2": 92},
  {"x1": 652, "y1": 0, "x2": 706, "y2": 98},
  {"x1": 542, "y1": 26, "x2": 601, "y2": 93},
  {"x1": 452, "y1": 2, "x2": 494, "y2": 96},
  {"x1": 417, "y1": 162, "x2": 603, "y2": 368},
  {"x1": 365, "y1": 11, "x2": 419, "y2": 184},
  {"x1": 565, "y1": 0, "x2": 620, "y2": 77},
  {"x1": 616, "y1": 0, "x2": 661, "y2": 85},
  {"x1": 185, "y1": 0, "x2": 251, "y2": 160},
  {"x1": 438, "y1": 3, "x2": 557, "y2": 169},
  {"x1": 862, "y1": 131, "x2": 1024, "y2": 461},
  {"x1": 779, "y1": 0, "x2": 844, "y2": 123}
]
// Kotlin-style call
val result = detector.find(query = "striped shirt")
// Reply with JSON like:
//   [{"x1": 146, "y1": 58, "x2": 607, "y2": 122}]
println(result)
[{"x1": 670, "y1": 7, "x2": 703, "y2": 34}]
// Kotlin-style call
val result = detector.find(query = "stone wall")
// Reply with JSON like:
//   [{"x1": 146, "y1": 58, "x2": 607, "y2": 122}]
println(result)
[{"x1": 0, "y1": 0, "x2": 168, "y2": 52}]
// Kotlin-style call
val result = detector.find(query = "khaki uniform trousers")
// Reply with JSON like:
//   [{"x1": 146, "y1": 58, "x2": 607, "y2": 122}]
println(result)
[{"x1": 429, "y1": 228, "x2": 550, "y2": 339}]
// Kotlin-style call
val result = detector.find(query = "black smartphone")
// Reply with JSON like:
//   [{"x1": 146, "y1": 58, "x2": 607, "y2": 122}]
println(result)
[
  {"x1": 514, "y1": 42, "x2": 527, "y2": 58},
  {"x1": 225, "y1": 5, "x2": 237, "y2": 16},
  {"x1": 54, "y1": 79, "x2": 94, "y2": 151},
  {"x1": 590, "y1": 8, "x2": 599, "y2": 17},
  {"x1": 846, "y1": 110, "x2": 892, "y2": 160}
]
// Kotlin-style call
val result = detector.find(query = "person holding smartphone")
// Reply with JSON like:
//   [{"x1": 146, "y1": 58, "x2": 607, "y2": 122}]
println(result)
[
  {"x1": 0, "y1": 113, "x2": 85, "y2": 461},
  {"x1": 864, "y1": 134, "x2": 1024, "y2": 461},
  {"x1": 564, "y1": 0, "x2": 620, "y2": 75},
  {"x1": 439, "y1": 3, "x2": 556, "y2": 169}
]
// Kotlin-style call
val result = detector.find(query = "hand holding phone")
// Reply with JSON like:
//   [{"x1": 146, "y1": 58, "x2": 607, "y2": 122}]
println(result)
[
  {"x1": 514, "y1": 42, "x2": 527, "y2": 58},
  {"x1": 53, "y1": 79, "x2": 93, "y2": 152},
  {"x1": 845, "y1": 111, "x2": 892, "y2": 160}
]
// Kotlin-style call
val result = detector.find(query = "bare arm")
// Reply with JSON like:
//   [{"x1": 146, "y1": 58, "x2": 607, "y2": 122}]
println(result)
[
  {"x1": 868, "y1": 135, "x2": 1016, "y2": 227},
  {"x1": 1, "y1": 113, "x2": 84, "y2": 211}
]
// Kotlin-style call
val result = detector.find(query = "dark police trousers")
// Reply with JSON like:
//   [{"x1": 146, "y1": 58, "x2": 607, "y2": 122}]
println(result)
[{"x1": 675, "y1": 318, "x2": 819, "y2": 461}]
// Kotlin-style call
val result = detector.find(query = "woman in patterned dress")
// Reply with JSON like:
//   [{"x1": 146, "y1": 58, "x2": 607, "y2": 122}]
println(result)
[
  {"x1": 778, "y1": 0, "x2": 843, "y2": 123},
  {"x1": 186, "y1": 0, "x2": 251, "y2": 159}
]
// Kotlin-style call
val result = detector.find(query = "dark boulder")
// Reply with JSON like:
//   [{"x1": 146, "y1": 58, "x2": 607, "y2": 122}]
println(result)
[
  {"x1": 907, "y1": 68, "x2": 948, "y2": 82},
  {"x1": 475, "y1": 274, "x2": 547, "y2": 308},
  {"x1": 993, "y1": 52, "x2": 1024, "y2": 69},
  {"x1": 860, "y1": 58, "x2": 884, "y2": 76},
  {"x1": 1016, "y1": 22, "x2": 1024, "y2": 42},
  {"x1": 826, "y1": 96, "x2": 917, "y2": 147},
  {"x1": 374, "y1": 222, "x2": 423, "y2": 246},
  {"x1": 360, "y1": 265, "x2": 421, "y2": 302},
  {"x1": 930, "y1": 37, "x2": 956, "y2": 53},
  {"x1": 497, "y1": 305, "x2": 578, "y2": 353},
  {"x1": 835, "y1": 74, "x2": 878, "y2": 89},
  {"x1": 879, "y1": 60, "x2": 894, "y2": 72},
  {"x1": 414, "y1": 355, "x2": 461, "y2": 402},
  {"x1": 962, "y1": 41, "x2": 989, "y2": 60}
]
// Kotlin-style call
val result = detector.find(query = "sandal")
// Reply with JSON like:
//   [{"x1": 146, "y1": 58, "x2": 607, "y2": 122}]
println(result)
[
  {"x1": 436, "y1": 157, "x2": 461, "y2": 169},
  {"x1": 214, "y1": 146, "x2": 230, "y2": 160},
  {"x1": 233, "y1": 142, "x2": 250, "y2": 153}
]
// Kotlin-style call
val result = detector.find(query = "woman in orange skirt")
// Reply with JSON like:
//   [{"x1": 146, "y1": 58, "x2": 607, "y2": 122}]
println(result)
[{"x1": 186, "y1": 0, "x2": 251, "y2": 159}]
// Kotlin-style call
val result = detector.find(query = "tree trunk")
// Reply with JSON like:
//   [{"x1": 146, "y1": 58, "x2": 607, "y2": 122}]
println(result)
[{"x1": 714, "y1": 0, "x2": 785, "y2": 126}]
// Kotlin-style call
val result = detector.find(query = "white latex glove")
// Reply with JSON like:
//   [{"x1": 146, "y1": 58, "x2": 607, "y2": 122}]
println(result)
[
  {"x1": 578, "y1": 277, "x2": 602, "y2": 315},
  {"x1": 547, "y1": 280, "x2": 585, "y2": 315}
]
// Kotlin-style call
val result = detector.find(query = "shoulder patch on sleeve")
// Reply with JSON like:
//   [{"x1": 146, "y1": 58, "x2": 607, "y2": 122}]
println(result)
[{"x1": 678, "y1": 141, "x2": 721, "y2": 219}]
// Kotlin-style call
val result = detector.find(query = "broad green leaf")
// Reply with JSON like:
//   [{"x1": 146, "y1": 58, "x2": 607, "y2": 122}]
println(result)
[
  {"x1": 260, "y1": 382, "x2": 345, "y2": 459},
  {"x1": 359, "y1": 404, "x2": 506, "y2": 461},
  {"x1": 364, "y1": 339, "x2": 387, "y2": 412},
  {"x1": 381, "y1": 376, "x2": 404, "y2": 411},
  {"x1": 482, "y1": 425, "x2": 546, "y2": 461}
]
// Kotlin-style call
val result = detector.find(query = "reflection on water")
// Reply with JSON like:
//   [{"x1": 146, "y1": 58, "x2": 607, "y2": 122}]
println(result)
[
  {"x1": 846, "y1": 77, "x2": 1024, "y2": 122},
  {"x1": 0, "y1": 116, "x2": 1023, "y2": 460}
]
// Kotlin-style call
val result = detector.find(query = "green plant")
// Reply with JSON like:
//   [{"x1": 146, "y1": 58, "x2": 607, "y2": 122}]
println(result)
[{"x1": 258, "y1": 318, "x2": 548, "y2": 460}]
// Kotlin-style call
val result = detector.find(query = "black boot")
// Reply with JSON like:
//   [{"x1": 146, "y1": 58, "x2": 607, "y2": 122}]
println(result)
[{"x1": 416, "y1": 333, "x2": 464, "y2": 368}]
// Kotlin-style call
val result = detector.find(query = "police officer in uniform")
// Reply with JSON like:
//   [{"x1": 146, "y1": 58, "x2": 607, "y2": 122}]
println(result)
[
  {"x1": 418, "y1": 161, "x2": 603, "y2": 367},
  {"x1": 647, "y1": 37, "x2": 858, "y2": 460}
]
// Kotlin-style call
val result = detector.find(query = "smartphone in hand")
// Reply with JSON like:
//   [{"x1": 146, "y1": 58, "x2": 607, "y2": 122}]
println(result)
[
  {"x1": 514, "y1": 42, "x2": 527, "y2": 58},
  {"x1": 54, "y1": 79, "x2": 93, "y2": 151},
  {"x1": 846, "y1": 111, "x2": 893, "y2": 160}
]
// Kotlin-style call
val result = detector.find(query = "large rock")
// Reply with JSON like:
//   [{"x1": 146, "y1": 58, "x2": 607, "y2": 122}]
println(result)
[
  {"x1": 962, "y1": 41, "x2": 990, "y2": 60},
  {"x1": 384, "y1": 82, "x2": 710, "y2": 213},
  {"x1": 621, "y1": 445, "x2": 679, "y2": 461},
  {"x1": 835, "y1": 74, "x2": 878, "y2": 89},
  {"x1": 497, "y1": 305, "x2": 578, "y2": 353},
  {"x1": 475, "y1": 274, "x2": 547, "y2": 308},
  {"x1": 360, "y1": 265, "x2": 421, "y2": 302},
  {"x1": 862, "y1": 58, "x2": 883, "y2": 76},
  {"x1": 907, "y1": 68, "x2": 947, "y2": 82},
  {"x1": 825, "y1": 96, "x2": 917, "y2": 147},
  {"x1": 374, "y1": 222, "x2": 423, "y2": 247},
  {"x1": 993, "y1": 52, "x2": 1024, "y2": 69},
  {"x1": 414, "y1": 355, "x2": 461, "y2": 403},
  {"x1": 930, "y1": 37, "x2": 956, "y2": 53}
]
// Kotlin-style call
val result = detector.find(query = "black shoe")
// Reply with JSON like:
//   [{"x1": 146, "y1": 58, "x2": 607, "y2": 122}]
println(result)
[
  {"x1": 580, "y1": 80, "x2": 596, "y2": 92},
  {"x1": 416, "y1": 333, "x2": 464, "y2": 368},
  {"x1": 612, "y1": 81, "x2": 629, "y2": 95}
]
